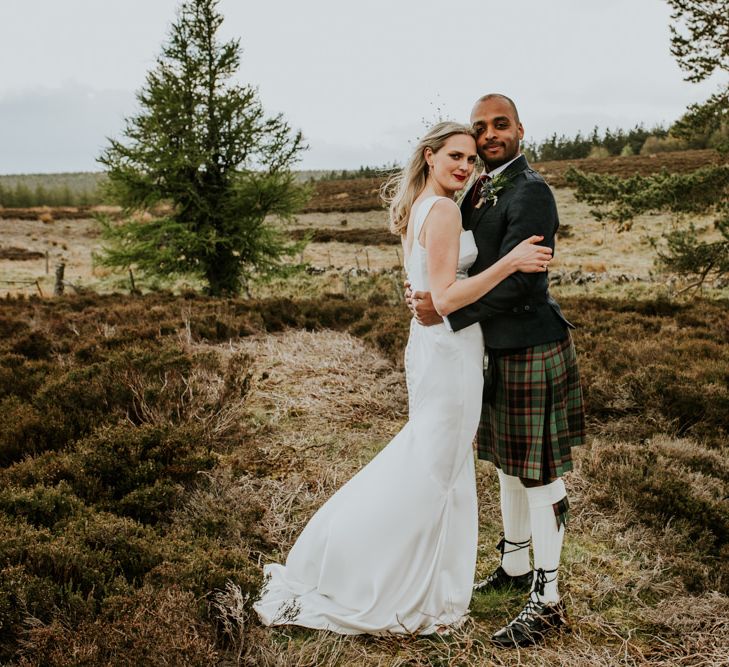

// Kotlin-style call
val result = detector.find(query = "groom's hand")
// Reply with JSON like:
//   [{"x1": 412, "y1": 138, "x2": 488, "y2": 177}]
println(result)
[{"x1": 404, "y1": 281, "x2": 443, "y2": 326}]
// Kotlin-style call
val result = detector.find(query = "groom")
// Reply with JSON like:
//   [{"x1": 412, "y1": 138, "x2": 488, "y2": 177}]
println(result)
[{"x1": 407, "y1": 94, "x2": 586, "y2": 647}]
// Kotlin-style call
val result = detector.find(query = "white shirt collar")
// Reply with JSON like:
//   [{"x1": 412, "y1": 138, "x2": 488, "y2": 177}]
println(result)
[{"x1": 484, "y1": 153, "x2": 522, "y2": 178}]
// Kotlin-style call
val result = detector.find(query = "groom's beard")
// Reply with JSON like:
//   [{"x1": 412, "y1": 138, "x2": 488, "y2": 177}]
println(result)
[
  {"x1": 482, "y1": 153, "x2": 518, "y2": 171},
  {"x1": 479, "y1": 142, "x2": 520, "y2": 171}
]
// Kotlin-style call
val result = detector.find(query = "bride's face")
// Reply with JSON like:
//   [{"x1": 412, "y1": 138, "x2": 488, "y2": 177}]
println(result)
[{"x1": 425, "y1": 134, "x2": 477, "y2": 194}]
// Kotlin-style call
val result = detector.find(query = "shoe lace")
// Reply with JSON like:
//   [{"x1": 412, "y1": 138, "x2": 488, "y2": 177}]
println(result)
[
  {"x1": 513, "y1": 595, "x2": 543, "y2": 624},
  {"x1": 496, "y1": 534, "x2": 531, "y2": 560},
  {"x1": 511, "y1": 567, "x2": 559, "y2": 625},
  {"x1": 532, "y1": 567, "x2": 558, "y2": 597}
]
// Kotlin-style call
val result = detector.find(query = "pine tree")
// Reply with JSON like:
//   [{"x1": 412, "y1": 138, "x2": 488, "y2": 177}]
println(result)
[
  {"x1": 97, "y1": 0, "x2": 308, "y2": 296},
  {"x1": 566, "y1": 0, "x2": 729, "y2": 291},
  {"x1": 667, "y1": 0, "x2": 728, "y2": 83},
  {"x1": 668, "y1": 0, "x2": 729, "y2": 151},
  {"x1": 566, "y1": 165, "x2": 729, "y2": 290}
]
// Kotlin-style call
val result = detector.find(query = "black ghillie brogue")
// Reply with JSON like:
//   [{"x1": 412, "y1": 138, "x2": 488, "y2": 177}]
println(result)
[
  {"x1": 473, "y1": 536, "x2": 532, "y2": 593},
  {"x1": 490, "y1": 568, "x2": 567, "y2": 647}
]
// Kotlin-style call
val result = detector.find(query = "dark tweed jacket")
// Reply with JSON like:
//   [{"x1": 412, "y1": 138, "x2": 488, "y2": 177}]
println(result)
[{"x1": 448, "y1": 154, "x2": 572, "y2": 349}]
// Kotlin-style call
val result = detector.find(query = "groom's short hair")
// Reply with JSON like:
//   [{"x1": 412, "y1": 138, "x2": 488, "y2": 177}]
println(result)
[{"x1": 476, "y1": 94, "x2": 520, "y2": 123}]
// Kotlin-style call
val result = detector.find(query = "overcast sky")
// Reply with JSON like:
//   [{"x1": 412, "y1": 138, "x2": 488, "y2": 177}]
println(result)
[{"x1": 0, "y1": 0, "x2": 724, "y2": 174}]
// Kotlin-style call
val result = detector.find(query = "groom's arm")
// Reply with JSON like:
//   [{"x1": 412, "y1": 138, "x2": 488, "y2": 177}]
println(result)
[{"x1": 446, "y1": 179, "x2": 558, "y2": 332}]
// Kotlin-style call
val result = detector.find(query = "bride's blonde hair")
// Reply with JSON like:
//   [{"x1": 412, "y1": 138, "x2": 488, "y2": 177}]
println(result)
[{"x1": 381, "y1": 121, "x2": 476, "y2": 236}]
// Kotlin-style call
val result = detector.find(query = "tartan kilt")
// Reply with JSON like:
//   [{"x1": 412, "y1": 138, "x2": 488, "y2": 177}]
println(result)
[{"x1": 477, "y1": 334, "x2": 586, "y2": 482}]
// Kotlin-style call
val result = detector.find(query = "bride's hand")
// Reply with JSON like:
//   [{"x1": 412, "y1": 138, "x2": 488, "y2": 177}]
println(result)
[{"x1": 506, "y1": 235, "x2": 553, "y2": 273}]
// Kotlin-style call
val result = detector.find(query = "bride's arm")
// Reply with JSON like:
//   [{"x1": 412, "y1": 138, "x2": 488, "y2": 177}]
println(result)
[{"x1": 424, "y1": 199, "x2": 550, "y2": 318}]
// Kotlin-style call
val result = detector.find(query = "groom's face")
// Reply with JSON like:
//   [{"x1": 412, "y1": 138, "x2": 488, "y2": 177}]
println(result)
[{"x1": 470, "y1": 98, "x2": 524, "y2": 170}]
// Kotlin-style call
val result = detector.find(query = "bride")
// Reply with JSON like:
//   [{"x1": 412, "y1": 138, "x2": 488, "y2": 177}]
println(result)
[{"x1": 254, "y1": 122, "x2": 553, "y2": 634}]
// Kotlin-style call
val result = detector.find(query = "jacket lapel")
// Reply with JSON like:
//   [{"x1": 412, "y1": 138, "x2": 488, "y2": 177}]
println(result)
[
  {"x1": 459, "y1": 181, "x2": 480, "y2": 230},
  {"x1": 468, "y1": 155, "x2": 530, "y2": 231},
  {"x1": 467, "y1": 195, "x2": 493, "y2": 230},
  {"x1": 501, "y1": 154, "x2": 529, "y2": 180}
]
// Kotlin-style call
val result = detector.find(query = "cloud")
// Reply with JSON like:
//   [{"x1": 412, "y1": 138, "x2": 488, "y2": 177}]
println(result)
[{"x1": 0, "y1": 85, "x2": 135, "y2": 174}]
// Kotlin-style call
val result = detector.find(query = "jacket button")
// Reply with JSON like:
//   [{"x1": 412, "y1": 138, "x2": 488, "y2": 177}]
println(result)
[{"x1": 524, "y1": 305, "x2": 531, "y2": 311}]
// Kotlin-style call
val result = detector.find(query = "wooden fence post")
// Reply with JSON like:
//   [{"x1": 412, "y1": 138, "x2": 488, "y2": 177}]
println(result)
[{"x1": 54, "y1": 262, "x2": 65, "y2": 296}]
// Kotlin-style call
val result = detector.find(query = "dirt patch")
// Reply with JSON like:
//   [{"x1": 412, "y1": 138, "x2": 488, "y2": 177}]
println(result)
[
  {"x1": 0, "y1": 246, "x2": 45, "y2": 260},
  {"x1": 0, "y1": 206, "x2": 124, "y2": 221},
  {"x1": 535, "y1": 148, "x2": 725, "y2": 187}
]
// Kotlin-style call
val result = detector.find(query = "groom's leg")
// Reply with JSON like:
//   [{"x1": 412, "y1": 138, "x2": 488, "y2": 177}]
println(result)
[
  {"x1": 491, "y1": 476, "x2": 568, "y2": 647},
  {"x1": 490, "y1": 336, "x2": 579, "y2": 646},
  {"x1": 473, "y1": 469, "x2": 532, "y2": 592},
  {"x1": 522, "y1": 476, "x2": 567, "y2": 604},
  {"x1": 497, "y1": 469, "x2": 531, "y2": 577}
]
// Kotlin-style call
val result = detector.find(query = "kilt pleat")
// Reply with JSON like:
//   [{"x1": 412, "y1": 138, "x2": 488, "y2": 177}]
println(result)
[{"x1": 476, "y1": 334, "x2": 585, "y2": 482}]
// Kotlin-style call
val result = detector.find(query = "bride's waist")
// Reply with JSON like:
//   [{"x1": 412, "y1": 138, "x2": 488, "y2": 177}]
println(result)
[
  {"x1": 410, "y1": 318, "x2": 482, "y2": 338},
  {"x1": 411, "y1": 319, "x2": 447, "y2": 332}
]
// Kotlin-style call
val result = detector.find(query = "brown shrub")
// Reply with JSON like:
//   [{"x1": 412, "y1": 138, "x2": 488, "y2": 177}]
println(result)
[
  {"x1": 0, "y1": 354, "x2": 53, "y2": 402},
  {"x1": 1, "y1": 292, "x2": 725, "y2": 444},
  {"x1": 0, "y1": 311, "x2": 263, "y2": 658},
  {"x1": 15, "y1": 586, "x2": 218, "y2": 667},
  {"x1": 582, "y1": 435, "x2": 729, "y2": 593},
  {"x1": 70, "y1": 424, "x2": 215, "y2": 515},
  {"x1": 290, "y1": 226, "x2": 398, "y2": 245},
  {"x1": 0, "y1": 292, "x2": 727, "y2": 663},
  {"x1": 561, "y1": 296, "x2": 729, "y2": 445},
  {"x1": 297, "y1": 151, "x2": 726, "y2": 214},
  {"x1": 0, "y1": 481, "x2": 82, "y2": 528},
  {"x1": 0, "y1": 397, "x2": 50, "y2": 464},
  {"x1": 11, "y1": 330, "x2": 54, "y2": 360}
]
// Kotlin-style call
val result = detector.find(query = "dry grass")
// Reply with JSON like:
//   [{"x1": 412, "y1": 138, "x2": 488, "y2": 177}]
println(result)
[
  {"x1": 3, "y1": 188, "x2": 726, "y2": 301},
  {"x1": 0, "y1": 217, "x2": 100, "y2": 297},
  {"x1": 225, "y1": 330, "x2": 406, "y2": 555},
  {"x1": 202, "y1": 329, "x2": 728, "y2": 666}
]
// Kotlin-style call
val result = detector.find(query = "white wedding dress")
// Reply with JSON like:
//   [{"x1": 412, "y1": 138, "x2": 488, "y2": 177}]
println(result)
[{"x1": 254, "y1": 196, "x2": 484, "y2": 634}]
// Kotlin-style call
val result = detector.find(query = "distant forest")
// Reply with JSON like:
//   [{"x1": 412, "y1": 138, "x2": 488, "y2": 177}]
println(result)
[
  {"x1": 0, "y1": 120, "x2": 720, "y2": 204},
  {"x1": 0, "y1": 172, "x2": 108, "y2": 207}
]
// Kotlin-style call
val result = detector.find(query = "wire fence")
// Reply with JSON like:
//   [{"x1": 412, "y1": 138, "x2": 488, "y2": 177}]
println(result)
[{"x1": 0, "y1": 278, "x2": 45, "y2": 296}]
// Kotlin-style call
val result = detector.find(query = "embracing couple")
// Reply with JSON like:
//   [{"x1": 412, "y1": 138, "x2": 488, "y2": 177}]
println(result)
[{"x1": 254, "y1": 94, "x2": 586, "y2": 648}]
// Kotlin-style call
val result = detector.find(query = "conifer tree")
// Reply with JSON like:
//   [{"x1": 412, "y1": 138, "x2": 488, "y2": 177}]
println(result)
[
  {"x1": 667, "y1": 0, "x2": 728, "y2": 83},
  {"x1": 668, "y1": 0, "x2": 729, "y2": 151},
  {"x1": 567, "y1": 0, "x2": 729, "y2": 291},
  {"x1": 97, "y1": 0, "x2": 308, "y2": 295}
]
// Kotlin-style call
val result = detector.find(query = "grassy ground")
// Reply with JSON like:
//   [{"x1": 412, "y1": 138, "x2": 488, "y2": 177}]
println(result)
[
  {"x1": 1, "y1": 162, "x2": 727, "y2": 664},
  {"x1": 0, "y1": 293, "x2": 727, "y2": 665}
]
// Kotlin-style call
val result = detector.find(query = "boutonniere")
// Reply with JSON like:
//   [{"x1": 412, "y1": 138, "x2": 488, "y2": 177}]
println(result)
[{"x1": 476, "y1": 172, "x2": 514, "y2": 209}]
